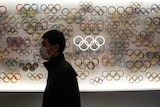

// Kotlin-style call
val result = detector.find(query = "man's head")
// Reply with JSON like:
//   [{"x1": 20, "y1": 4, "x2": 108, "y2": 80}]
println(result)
[{"x1": 40, "y1": 30, "x2": 66, "y2": 60}]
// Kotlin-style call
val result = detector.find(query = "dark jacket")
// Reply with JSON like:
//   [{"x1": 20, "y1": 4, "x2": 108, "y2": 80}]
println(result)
[{"x1": 43, "y1": 54, "x2": 81, "y2": 107}]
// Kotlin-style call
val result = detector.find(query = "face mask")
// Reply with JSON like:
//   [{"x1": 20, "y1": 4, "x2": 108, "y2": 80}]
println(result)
[{"x1": 40, "y1": 46, "x2": 53, "y2": 60}]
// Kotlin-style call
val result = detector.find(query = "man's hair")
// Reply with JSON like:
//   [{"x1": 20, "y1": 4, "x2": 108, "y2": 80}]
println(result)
[{"x1": 42, "y1": 30, "x2": 66, "y2": 53}]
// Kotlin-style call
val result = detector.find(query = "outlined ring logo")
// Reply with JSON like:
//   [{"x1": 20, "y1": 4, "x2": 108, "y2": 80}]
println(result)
[{"x1": 73, "y1": 35, "x2": 105, "y2": 51}]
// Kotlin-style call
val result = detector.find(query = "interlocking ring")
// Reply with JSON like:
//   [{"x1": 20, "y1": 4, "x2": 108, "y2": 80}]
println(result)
[
  {"x1": 88, "y1": 6, "x2": 107, "y2": 16},
  {"x1": 80, "y1": 19, "x2": 104, "y2": 35},
  {"x1": 47, "y1": 14, "x2": 63, "y2": 22},
  {"x1": 79, "y1": 1, "x2": 93, "y2": 8},
  {"x1": 135, "y1": 7, "x2": 152, "y2": 16},
  {"x1": 108, "y1": 6, "x2": 126, "y2": 16},
  {"x1": 2, "y1": 57, "x2": 19, "y2": 68},
  {"x1": 0, "y1": 72, "x2": 21, "y2": 83},
  {"x1": 18, "y1": 60, "x2": 39, "y2": 72},
  {"x1": 101, "y1": 55, "x2": 115, "y2": 66},
  {"x1": 105, "y1": 20, "x2": 120, "y2": 32},
  {"x1": 130, "y1": 2, "x2": 143, "y2": 8},
  {"x1": 126, "y1": 48, "x2": 146, "y2": 59},
  {"x1": 40, "y1": 4, "x2": 61, "y2": 14},
  {"x1": 121, "y1": 18, "x2": 137, "y2": 28},
  {"x1": 49, "y1": 24, "x2": 65, "y2": 32},
  {"x1": 75, "y1": 57, "x2": 99, "y2": 70},
  {"x1": 144, "y1": 17, "x2": 160, "y2": 32},
  {"x1": 151, "y1": 4, "x2": 160, "y2": 13},
  {"x1": 89, "y1": 76, "x2": 104, "y2": 85},
  {"x1": 102, "y1": 70, "x2": 124, "y2": 81},
  {"x1": 77, "y1": 70, "x2": 90, "y2": 80},
  {"x1": 7, "y1": 36, "x2": 27, "y2": 50},
  {"x1": 149, "y1": 43, "x2": 159, "y2": 51},
  {"x1": 126, "y1": 59, "x2": 151, "y2": 72},
  {"x1": 16, "y1": 3, "x2": 38, "y2": 17},
  {"x1": 73, "y1": 35, "x2": 105, "y2": 51},
  {"x1": 139, "y1": 31, "x2": 154, "y2": 46},
  {"x1": 126, "y1": 75, "x2": 143, "y2": 83},
  {"x1": 21, "y1": 18, "x2": 48, "y2": 34},
  {"x1": 145, "y1": 72, "x2": 160, "y2": 82},
  {"x1": 6, "y1": 23, "x2": 20, "y2": 35},
  {"x1": 108, "y1": 40, "x2": 129, "y2": 49},
  {"x1": 27, "y1": 73, "x2": 43, "y2": 80}
]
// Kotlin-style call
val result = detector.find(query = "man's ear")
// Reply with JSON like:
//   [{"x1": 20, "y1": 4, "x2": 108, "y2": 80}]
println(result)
[{"x1": 52, "y1": 44, "x2": 59, "y2": 51}]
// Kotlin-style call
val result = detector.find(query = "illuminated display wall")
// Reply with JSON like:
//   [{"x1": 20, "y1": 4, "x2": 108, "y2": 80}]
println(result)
[{"x1": 0, "y1": 0, "x2": 160, "y2": 92}]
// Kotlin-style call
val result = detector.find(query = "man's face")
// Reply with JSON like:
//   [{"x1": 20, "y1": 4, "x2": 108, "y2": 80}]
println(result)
[
  {"x1": 41, "y1": 38, "x2": 53, "y2": 55},
  {"x1": 41, "y1": 38, "x2": 59, "y2": 58}
]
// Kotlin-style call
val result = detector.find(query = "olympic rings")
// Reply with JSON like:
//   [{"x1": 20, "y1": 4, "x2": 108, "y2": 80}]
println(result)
[
  {"x1": 101, "y1": 55, "x2": 115, "y2": 66},
  {"x1": 73, "y1": 35, "x2": 105, "y2": 51},
  {"x1": 139, "y1": 31, "x2": 154, "y2": 45},
  {"x1": 21, "y1": 18, "x2": 48, "y2": 34},
  {"x1": 49, "y1": 24, "x2": 65, "y2": 32},
  {"x1": 79, "y1": 1, "x2": 93, "y2": 8},
  {"x1": 18, "y1": 60, "x2": 39, "y2": 72},
  {"x1": 41, "y1": 4, "x2": 61, "y2": 14},
  {"x1": 0, "y1": 72, "x2": 21, "y2": 83},
  {"x1": 126, "y1": 48, "x2": 146, "y2": 59},
  {"x1": 47, "y1": 14, "x2": 63, "y2": 22},
  {"x1": 145, "y1": 72, "x2": 160, "y2": 82},
  {"x1": 61, "y1": 8, "x2": 77, "y2": 24},
  {"x1": 7, "y1": 36, "x2": 32, "y2": 55},
  {"x1": 6, "y1": 23, "x2": 19, "y2": 35},
  {"x1": 126, "y1": 75, "x2": 143, "y2": 83},
  {"x1": 77, "y1": 70, "x2": 90, "y2": 80},
  {"x1": 75, "y1": 57, "x2": 99, "y2": 70},
  {"x1": 16, "y1": 3, "x2": 38, "y2": 17},
  {"x1": 130, "y1": 2, "x2": 143, "y2": 8},
  {"x1": 88, "y1": 6, "x2": 107, "y2": 16},
  {"x1": 108, "y1": 39, "x2": 129, "y2": 49},
  {"x1": 135, "y1": 7, "x2": 152, "y2": 16},
  {"x1": 80, "y1": 19, "x2": 104, "y2": 35},
  {"x1": 2, "y1": 57, "x2": 19, "y2": 67},
  {"x1": 149, "y1": 43, "x2": 159, "y2": 51},
  {"x1": 126, "y1": 60, "x2": 151, "y2": 72},
  {"x1": 27, "y1": 73, "x2": 43, "y2": 80},
  {"x1": 102, "y1": 70, "x2": 124, "y2": 81},
  {"x1": 89, "y1": 76, "x2": 104, "y2": 85},
  {"x1": 104, "y1": 20, "x2": 120, "y2": 31}
]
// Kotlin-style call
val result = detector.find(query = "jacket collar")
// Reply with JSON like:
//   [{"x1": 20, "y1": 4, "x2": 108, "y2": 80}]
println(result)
[{"x1": 43, "y1": 54, "x2": 65, "y2": 69}]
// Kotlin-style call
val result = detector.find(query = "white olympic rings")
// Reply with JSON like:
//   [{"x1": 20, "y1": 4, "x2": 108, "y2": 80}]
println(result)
[{"x1": 73, "y1": 35, "x2": 105, "y2": 51}]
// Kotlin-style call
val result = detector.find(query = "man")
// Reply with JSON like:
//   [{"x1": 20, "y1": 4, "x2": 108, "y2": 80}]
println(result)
[{"x1": 40, "y1": 30, "x2": 81, "y2": 107}]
